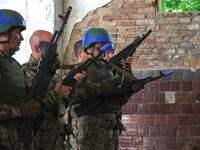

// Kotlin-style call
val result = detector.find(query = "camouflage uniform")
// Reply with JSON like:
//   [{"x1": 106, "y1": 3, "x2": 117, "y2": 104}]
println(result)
[
  {"x1": 0, "y1": 51, "x2": 27, "y2": 150},
  {"x1": 22, "y1": 55, "x2": 65, "y2": 150},
  {"x1": 68, "y1": 62, "x2": 131, "y2": 150}
]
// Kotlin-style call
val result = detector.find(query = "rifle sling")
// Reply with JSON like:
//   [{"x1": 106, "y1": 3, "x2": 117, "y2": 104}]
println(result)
[
  {"x1": 61, "y1": 64, "x2": 80, "y2": 70},
  {"x1": 101, "y1": 59, "x2": 137, "y2": 81}
]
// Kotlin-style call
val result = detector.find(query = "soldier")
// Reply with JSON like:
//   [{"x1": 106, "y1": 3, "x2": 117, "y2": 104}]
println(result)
[
  {"x1": 68, "y1": 27, "x2": 142, "y2": 150},
  {"x1": 74, "y1": 40, "x2": 87, "y2": 63},
  {"x1": 22, "y1": 30, "x2": 86, "y2": 149},
  {"x1": 0, "y1": 9, "x2": 43, "y2": 150}
]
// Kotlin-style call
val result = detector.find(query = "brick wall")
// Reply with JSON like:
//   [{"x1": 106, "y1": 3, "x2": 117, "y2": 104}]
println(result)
[
  {"x1": 119, "y1": 69, "x2": 200, "y2": 149},
  {"x1": 63, "y1": 0, "x2": 200, "y2": 149}
]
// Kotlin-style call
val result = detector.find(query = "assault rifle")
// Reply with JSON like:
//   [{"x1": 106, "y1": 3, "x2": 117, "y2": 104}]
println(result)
[
  {"x1": 110, "y1": 29, "x2": 152, "y2": 69},
  {"x1": 74, "y1": 70, "x2": 173, "y2": 117},
  {"x1": 18, "y1": 6, "x2": 72, "y2": 144},
  {"x1": 62, "y1": 43, "x2": 111, "y2": 87}
]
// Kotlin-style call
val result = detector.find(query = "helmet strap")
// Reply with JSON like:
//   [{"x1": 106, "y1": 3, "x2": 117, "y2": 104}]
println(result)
[{"x1": 0, "y1": 31, "x2": 12, "y2": 57}]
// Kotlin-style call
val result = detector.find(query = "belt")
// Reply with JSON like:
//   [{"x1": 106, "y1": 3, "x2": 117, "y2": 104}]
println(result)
[
  {"x1": 100, "y1": 119, "x2": 117, "y2": 130},
  {"x1": 91, "y1": 113, "x2": 116, "y2": 120}
]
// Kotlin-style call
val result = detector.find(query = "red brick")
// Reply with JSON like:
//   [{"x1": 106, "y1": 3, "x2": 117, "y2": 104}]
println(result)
[
  {"x1": 178, "y1": 115, "x2": 189, "y2": 125},
  {"x1": 182, "y1": 104, "x2": 193, "y2": 114},
  {"x1": 155, "y1": 115, "x2": 167, "y2": 126},
  {"x1": 155, "y1": 43, "x2": 167, "y2": 49},
  {"x1": 159, "y1": 25, "x2": 175, "y2": 31},
  {"x1": 129, "y1": 91, "x2": 143, "y2": 103},
  {"x1": 193, "y1": 103, "x2": 200, "y2": 114},
  {"x1": 182, "y1": 81, "x2": 193, "y2": 91},
  {"x1": 159, "y1": 81, "x2": 170, "y2": 91},
  {"x1": 190, "y1": 126, "x2": 200, "y2": 136},
  {"x1": 146, "y1": 81, "x2": 158, "y2": 91},
  {"x1": 154, "y1": 137, "x2": 166, "y2": 149},
  {"x1": 170, "y1": 37, "x2": 184, "y2": 43},
  {"x1": 156, "y1": 55, "x2": 167, "y2": 60},
  {"x1": 177, "y1": 126, "x2": 190, "y2": 137},
  {"x1": 132, "y1": 115, "x2": 144, "y2": 125},
  {"x1": 126, "y1": 27, "x2": 136, "y2": 33},
  {"x1": 148, "y1": 104, "x2": 159, "y2": 114},
  {"x1": 127, "y1": 14, "x2": 145, "y2": 20},
  {"x1": 138, "y1": 126, "x2": 148, "y2": 136},
  {"x1": 192, "y1": 80, "x2": 200, "y2": 91},
  {"x1": 143, "y1": 115, "x2": 154, "y2": 125},
  {"x1": 172, "y1": 126, "x2": 178, "y2": 137},
  {"x1": 149, "y1": 126, "x2": 160, "y2": 136},
  {"x1": 154, "y1": 92, "x2": 165, "y2": 103},
  {"x1": 177, "y1": 12, "x2": 193, "y2": 17},
  {"x1": 120, "y1": 21, "x2": 135, "y2": 26},
  {"x1": 128, "y1": 2, "x2": 144, "y2": 8},
  {"x1": 108, "y1": 28, "x2": 118, "y2": 33},
  {"x1": 122, "y1": 115, "x2": 133, "y2": 125},
  {"x1": 167, "y1": 114, "x2": 178, "y2": 125},
  {"x1": 186, "y1": 92, "x2": 197, "y2": 103},
  {"x1": 160, "y1": 126, "x2": 172, "y2": 136},
  {"x1": 137, "y1": 104, "x2": 148, "y2": 114},
  {"x1": 169, "y1": 81, "x2": 181, "y2": 91},
  {"x1": 87, "y1": 20, "x2": 99, "y2": 27},
  {"x1": 121, "y1": 103, "x2": 137, "y2": 114},
  {"x1": 132, "y1": 137, "x2": 143, "y2": 147},
  {"x1": 143, "y1": 92, "x2": 154, "y2": 103},
  {"x1": 175, "y1": 92, "x2": 187, "y2": 103},
  {"x1": 137, "y1": 7, "x2": 155, "y2": 13},
  {"x1": 165, "y1": 137, "x2": 177, "y2": 150},
  {"x1": 170, "y1": 104, "x2": 182, "y2": 114},
  {"x1": 189, "y1": 115, "x2": 200, "y2": 125},
  {"x1": 165, "y1": 13, "x2": 177, "y2": 18},
  {"x1": 126, "y1": 126, "x2": 137, "y2": 135},
  {"x1": 119, "y1": 136, "x2": 133, "y2": 147},
  {"x1": 143, "y1": 137, "x2": 155, "y2": 148},
  {"x1": 160, "y1": 104, "x2": 170, "y2": 114},
  {"x1": 145, "y1": 38, "x2": 155, "y2": 44}
]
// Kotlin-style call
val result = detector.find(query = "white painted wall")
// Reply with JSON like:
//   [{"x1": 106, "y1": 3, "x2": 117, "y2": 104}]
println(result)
[{"x1": 0, "y1": 0, "x2": 111, "y2": 64}]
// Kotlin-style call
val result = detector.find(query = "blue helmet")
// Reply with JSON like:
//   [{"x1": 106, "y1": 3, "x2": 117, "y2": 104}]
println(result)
[
  {"x1": 82, "y1": 27, "x2": 112, "y2": 49},
  {"x1": 0, "y1": 9, "x2": 26, "y2": 33}
]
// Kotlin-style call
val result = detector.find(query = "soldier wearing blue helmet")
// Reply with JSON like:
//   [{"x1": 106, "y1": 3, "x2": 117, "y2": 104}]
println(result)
[
  {"x1": 0, "y1": 9, "x2": 44, "y2": 149},
  {"x1": 68, "y1": 27, "x2": 142, "y2": 150}
]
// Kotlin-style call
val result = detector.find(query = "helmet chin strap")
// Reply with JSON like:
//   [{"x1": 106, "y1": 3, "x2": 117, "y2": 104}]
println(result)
[{"x1": 0, "y1": 31, "x2": 12, "y2": 57}]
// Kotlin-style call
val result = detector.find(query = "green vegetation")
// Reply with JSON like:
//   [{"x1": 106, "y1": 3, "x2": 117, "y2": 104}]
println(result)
[{"x1": 162, "y1": 0, "x2": 200, "y2": 12}]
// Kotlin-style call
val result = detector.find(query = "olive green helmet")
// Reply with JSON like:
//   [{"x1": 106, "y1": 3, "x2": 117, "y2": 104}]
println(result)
[
  {"x1": 82, "y1": 27, "x2": 112, "y2": 49},
  {"x1": 0, "y1": 9, "x2": 26, "y2": 33}
]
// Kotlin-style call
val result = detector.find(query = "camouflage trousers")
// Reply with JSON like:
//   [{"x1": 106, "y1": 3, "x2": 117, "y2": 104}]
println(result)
[
  {"x1": 27, "y1": 116, "x2": 66, "y2": 150},
  {"x1": 0, "y1": 126, "x2": 25, "y2": 150},
  {"x1": 70, "y1": 115, "x2": 120, "y2": 150}
]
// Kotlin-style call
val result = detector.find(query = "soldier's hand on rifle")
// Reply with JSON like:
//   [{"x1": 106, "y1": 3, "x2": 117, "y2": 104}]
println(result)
[
  {"x1": 55, "y1": 82, "x2": 72, "y2": 99},
  {"x1": 121, "y1": 56, "x2": 133, "y2": 70},
  {"x1": 73, "y1": 71, "x2": 86, "y2": 84},
  {"x1": 19, "y1": 96, "x2": 43, "y2": 118}
]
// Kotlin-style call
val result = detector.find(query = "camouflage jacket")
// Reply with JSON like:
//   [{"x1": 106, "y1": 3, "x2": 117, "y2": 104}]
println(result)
[
  {"x1": 69, "y1": 62, "x2": 131, "y2": 117},
  {"x1": 22, "y1": 55, "x2": 59, "y2": 112}
]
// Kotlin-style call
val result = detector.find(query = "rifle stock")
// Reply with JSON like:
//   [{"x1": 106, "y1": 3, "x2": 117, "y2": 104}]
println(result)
[{"x1": 110, "y1": 29, "x2": 152, "y2": 69}]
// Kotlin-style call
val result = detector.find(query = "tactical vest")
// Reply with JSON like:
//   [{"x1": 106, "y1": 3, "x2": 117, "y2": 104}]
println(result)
[
  {"x1": 70, "y1": 63, "x2": 122, "y2": 118},
  {"x1": 0, "y1": 55, "x2": 27, "y2": 107}
]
